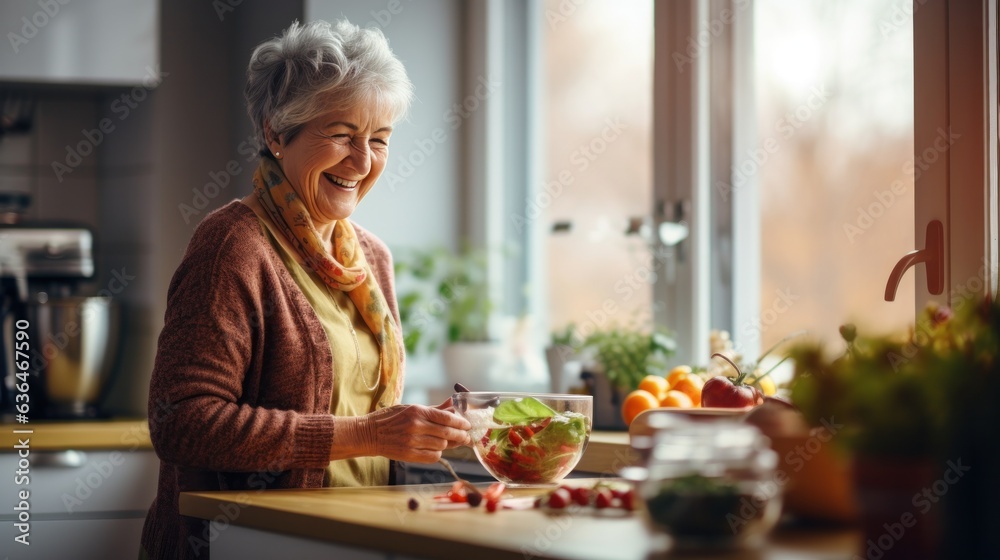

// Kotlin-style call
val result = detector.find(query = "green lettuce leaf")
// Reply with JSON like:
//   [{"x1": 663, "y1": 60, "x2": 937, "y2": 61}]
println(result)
[
  {"x1": 532, "y1": 412, "x2": 589, "y2": 448},
  {"x1": 492, "y1": 397, "x2": 557, "y2": 424}
]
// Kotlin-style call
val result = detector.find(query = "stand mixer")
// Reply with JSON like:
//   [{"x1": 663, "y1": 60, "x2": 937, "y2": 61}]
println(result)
[{"x1": 0, "y1": 214, "x2": 121, "y2": 420}]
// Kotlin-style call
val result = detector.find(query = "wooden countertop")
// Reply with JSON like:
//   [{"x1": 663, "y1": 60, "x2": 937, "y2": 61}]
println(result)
[
  {"x1": 180, "y1": 480, "x2": 860, "y2": 560},
  {"x1": 0, "y1": 419, "x2": 152, "y2": 451}
]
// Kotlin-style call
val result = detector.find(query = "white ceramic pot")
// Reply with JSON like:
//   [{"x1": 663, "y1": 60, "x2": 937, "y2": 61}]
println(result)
[
  {"x1": 544, "y1": 345, "x2": 581, "y2": 393},
  {"x1": 441, "y1": 342, "x2": 503, "y2": 389}
]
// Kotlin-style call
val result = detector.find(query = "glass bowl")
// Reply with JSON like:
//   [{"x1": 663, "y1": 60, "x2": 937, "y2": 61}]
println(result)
[
  {"x1": 452, "y1": 392, "x2": 593, "y2": 486},
  {"x1": 621, "y1": 416, "x2": 782, "y2": 550}
]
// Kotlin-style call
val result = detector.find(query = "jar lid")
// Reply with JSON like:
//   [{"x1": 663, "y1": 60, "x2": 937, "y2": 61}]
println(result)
[{"x1": 633, "y1": 416, "x2": 778, "y2": 482}]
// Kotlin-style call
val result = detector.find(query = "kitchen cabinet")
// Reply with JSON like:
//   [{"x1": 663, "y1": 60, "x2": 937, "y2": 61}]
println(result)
[
  {"x1": 0, "y1": 426, "x2": 158, "y2": 560},
  {"x1": 0, "y1": 517, "x2": 146, "y2": 560},
  {"x1": 0, "y1": 0, "x2": 159, "y2": 86}
]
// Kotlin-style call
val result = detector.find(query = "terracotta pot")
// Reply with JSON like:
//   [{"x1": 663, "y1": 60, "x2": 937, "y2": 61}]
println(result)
[
  {"x1": 769, "y1": 432, "x2": 858, "y2": 524},
  {"x1": 851, "y1": 456, "x2": 941, "y2": 560}
]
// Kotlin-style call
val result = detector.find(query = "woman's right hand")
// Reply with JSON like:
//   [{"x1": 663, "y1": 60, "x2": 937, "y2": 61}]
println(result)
[{"x1": 363, "y1": 404, "x2": 472, "y2": 463}]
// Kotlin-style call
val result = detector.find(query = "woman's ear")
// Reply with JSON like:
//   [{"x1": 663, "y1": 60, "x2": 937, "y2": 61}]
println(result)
[{"x1": 263, "y1": 120, "x2": 284, "y2": 158}]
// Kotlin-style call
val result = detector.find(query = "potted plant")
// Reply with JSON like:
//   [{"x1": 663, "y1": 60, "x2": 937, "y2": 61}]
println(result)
[
  {"x1": 787, "y1": 298, "x2": 999, "y2": 560},
  {"x1": 580, "y1": 323, "x2": 675, "y2": 429},
  {"x1": 394, "y1": 245, "x2": 499, "y2": 388}
]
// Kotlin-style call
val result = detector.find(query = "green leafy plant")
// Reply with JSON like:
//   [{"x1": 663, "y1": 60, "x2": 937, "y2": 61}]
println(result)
[
  {"x1": 394, "y1": 245, "x2": 494, "y2": 356},
  {"x1": 550, "y1": 323, "x2": 578, "y2": 348},
  {"x1": 788, "y1": 298, "x2": 999, "y2": 458},
  {"x1": 583, "y1": 324, "x2": 676, "y2": 391}
]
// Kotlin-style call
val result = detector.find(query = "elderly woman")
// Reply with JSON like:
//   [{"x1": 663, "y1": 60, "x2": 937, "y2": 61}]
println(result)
[{"x1": 140, "y1": 20, "x2": 471, "y2": 559}]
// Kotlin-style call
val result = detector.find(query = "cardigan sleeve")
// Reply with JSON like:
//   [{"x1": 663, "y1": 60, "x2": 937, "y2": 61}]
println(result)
[{"x1": 148, "y1": 214, "x2": 334, "y2": 472}]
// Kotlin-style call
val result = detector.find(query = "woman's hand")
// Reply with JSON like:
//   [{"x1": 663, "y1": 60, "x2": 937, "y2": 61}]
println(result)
[
  {"x1": 430, "y1": 398, "x2": 471, "y2": 450},
  {"x1": 333, "y1": 401, "x2": 472, "y2": 463}
]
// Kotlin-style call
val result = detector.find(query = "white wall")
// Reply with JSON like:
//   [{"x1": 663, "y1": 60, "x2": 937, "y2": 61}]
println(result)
[
  {"x1": 305, "y1": 0, "x2": 464, "y2": 250},
  {"x1": 305, "y1": 0, "x2": 468, "y2": 397}
]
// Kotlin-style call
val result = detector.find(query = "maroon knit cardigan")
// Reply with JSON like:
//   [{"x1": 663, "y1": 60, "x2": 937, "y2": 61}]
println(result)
[{"x1": 140, "y1": 201, "x2": 405, "y2": 560}]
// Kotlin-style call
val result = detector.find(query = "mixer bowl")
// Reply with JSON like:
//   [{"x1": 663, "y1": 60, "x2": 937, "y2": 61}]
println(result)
[{"x1": 29, "y1": 296, "x2": 121, "y2": 417}]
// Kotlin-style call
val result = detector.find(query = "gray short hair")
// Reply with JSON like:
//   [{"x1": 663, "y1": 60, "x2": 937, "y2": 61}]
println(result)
[{"x1": 245, "y1": 19, "x2": 413, "y2": 154}]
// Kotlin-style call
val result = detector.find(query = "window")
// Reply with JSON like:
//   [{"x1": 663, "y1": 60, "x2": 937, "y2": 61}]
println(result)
[
  {"x1": 753, "y1": 0, "x2": 916, "y2": 350},
  {"x1": 542, "y1": 0, "x2": 655, "y2": 339}
]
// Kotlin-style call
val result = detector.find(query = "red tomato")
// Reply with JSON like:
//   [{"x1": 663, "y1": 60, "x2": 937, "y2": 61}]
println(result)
[
  {"x1": 508, "y1": 429, "x2": 523, "y2": 446},
  {"x1": 701, "y1": 375, "x2": 763, "y2": 408},
  {"x1": 594, "y1": 489, "x2": 613, "y2": 509},
  {"x1": 548, "y1": 488, "x2": 572, "y2": 509}
]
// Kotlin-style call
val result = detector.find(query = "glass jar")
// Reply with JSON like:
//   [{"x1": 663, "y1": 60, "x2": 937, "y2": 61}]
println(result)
[{"x1": 622, "y1": 414, "x2": 782, "y2": 550}]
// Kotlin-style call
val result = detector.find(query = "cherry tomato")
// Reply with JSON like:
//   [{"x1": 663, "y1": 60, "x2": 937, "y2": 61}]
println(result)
[
  {"x1": 548, "y1": 488, "x2": 572, "y2": 509},
  {"x1": 508, "y1": 429, "x2": 523, "y2": 446},
  {"x1": 594, "y1": 489, "x2": 613, "y2": 509},
  {"x1": 620, "y1": 489, "x2": 635, "y2": 511}
]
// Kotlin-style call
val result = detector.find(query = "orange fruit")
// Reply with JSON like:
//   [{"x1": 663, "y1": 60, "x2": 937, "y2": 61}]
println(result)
[
  {"x1": 621, "y1": 389, "x2": 660, "y2": 425},
  {"x1": 672, "y1": 375, "x2": 704, "y2": 407},
  {"x1": 637, "y1": 375, "x2": 670, "y2": 401},
  {"x1": 666, "y1": 365, "x2": 693, "y2": 388},
  {"x1": 659, "y1": 390, "x2": 694, "y2": 408}
]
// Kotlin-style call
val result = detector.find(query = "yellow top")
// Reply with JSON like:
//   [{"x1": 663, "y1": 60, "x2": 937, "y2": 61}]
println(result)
[{"x1": 258, "y1": 218, "x2": 389, "y2": 487}]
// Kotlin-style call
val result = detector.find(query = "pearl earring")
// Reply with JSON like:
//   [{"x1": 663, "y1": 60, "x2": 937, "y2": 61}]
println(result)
[{"x1": 274, "y1": 151, "x2": 281, "y2": 158}]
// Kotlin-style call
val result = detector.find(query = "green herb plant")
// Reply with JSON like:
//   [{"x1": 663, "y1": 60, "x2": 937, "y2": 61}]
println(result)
[
  {"x1": 394, "y1": 245, "x2": 494, "y2": 356},
  {"x1": 583, "y1": 323, "x2": 676, "y2": 391},
  {"x1": 788, "y1": 298, "x2": 999, "y2": 459}
]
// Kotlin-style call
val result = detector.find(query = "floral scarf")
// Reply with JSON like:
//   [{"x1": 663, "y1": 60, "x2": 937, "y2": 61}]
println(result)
[{"x1": 252, "y1": 156, "x2": 401, "y2": 404}]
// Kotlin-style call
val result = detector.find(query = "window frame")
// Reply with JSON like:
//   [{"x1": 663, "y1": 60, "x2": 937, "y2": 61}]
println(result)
[
  {"x1": 481, "y1": 0, "x2": 998, "y2": 359},
  {"x1": 914, "y1": 0, "x2": 997, "y2": 310}
]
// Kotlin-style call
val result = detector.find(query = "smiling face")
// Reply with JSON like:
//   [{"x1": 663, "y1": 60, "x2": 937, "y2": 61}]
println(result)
[{"x1": 266, "y1": 104, "x2": 393, "y2": 226}]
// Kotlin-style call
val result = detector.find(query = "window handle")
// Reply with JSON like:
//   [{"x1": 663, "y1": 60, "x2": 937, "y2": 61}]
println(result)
[{"x1": 884, "y1": 219, "x2": 944, "y2": 301}]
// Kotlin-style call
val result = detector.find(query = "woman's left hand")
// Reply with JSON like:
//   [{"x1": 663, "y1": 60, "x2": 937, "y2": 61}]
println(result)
[{"x1": 432, "y1": 398, "x2": 471, "y2": 448}]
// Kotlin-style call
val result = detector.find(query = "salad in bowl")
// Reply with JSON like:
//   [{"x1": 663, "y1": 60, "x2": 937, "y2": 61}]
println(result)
[{"x1": 452, "y1": 392, "x2": 593, "y2": 486}]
